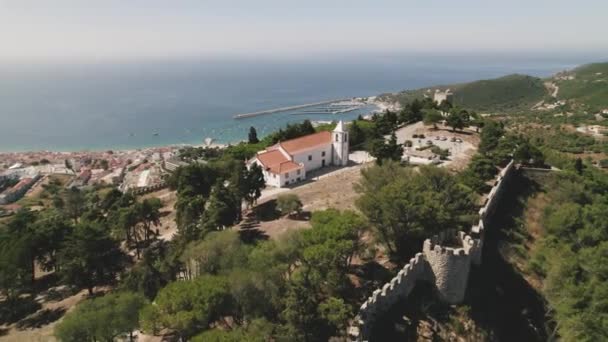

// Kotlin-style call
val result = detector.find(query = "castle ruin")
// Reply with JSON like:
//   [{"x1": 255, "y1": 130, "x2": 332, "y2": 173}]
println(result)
[{"x1": 349, "y1": 160, "x2": 515, "y2": 341}]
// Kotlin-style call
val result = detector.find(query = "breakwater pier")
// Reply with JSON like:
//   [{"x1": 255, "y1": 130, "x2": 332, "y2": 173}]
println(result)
[{"x1": 233, "y1": 98, "x2": 349, "y2": 119}]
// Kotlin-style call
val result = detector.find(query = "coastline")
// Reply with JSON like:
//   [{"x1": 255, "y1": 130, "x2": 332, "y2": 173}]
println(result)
[{"x1": 1, "y1": 100, "x2": 384, "y2": 155}]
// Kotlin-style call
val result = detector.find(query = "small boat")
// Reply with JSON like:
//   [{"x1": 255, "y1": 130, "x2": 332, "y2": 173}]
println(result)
[{"x1": 153, "y1": 132, "x2": 159, "y2": 136}]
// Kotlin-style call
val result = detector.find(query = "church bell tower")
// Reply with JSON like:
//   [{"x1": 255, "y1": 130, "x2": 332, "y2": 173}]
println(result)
[{"x1": 332, "y1": 121, "x2": 349, "y2": 166}]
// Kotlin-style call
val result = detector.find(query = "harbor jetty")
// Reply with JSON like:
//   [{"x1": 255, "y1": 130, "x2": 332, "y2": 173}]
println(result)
[{"x1": 233, "y1": 98, "x2": 349, "y2": 119}]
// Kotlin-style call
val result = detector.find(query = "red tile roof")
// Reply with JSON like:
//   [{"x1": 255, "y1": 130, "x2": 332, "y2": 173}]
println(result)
[
  {"x1": 273, "y1": 161, "x2": 302, "y2": 173},
  {"x1": 256, "y1": 150, "x2": 302, "y2": 174},
  {"x1": 278, "y1": 131, "x2": 332, "y2": 154},
  {"x1": 10, "y1": 178, "x2": 33, "y2": 192}
]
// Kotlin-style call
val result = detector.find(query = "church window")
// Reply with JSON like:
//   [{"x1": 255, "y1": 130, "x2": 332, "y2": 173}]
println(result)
[
  {"x1": 335, "y1": 134, "x2": 339, "y2": 142},
  {"x1": 321, "y1": 151, "x2": 326, "y2": 157},
  {"x1": 345, "y1": 134, "x2": 348, "y2": 142},
  {"x1": 308, "y1": 155, "x2": 312, "y2": 161},
  {"x1": 285, "y1": 173, "x2": 289, "y2": 178}
]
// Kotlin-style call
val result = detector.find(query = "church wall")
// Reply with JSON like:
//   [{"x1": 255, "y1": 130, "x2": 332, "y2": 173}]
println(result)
[
  {"x1": 292, "y1": 144, "x2": 334, "y2": 172},
  {"x1": 277, "y1": 167, "x2": 306, "y2": 187}
]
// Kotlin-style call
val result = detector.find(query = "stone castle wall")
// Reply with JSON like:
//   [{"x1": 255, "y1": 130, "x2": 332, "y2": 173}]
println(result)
[
  {"x1": 349, "y1": 160, "x2": 515, "y2": 341},
  {"x1": 423, "y1": 230, "x2": 477, "y2": 304},
  {"x1": 354, "y1": 252, "x2": 431, "y2": 339}
]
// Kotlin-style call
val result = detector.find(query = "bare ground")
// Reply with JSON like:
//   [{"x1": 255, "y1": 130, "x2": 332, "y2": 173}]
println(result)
[{"x1": 0, "y1": 286, "x2": 112, "y2": 342}]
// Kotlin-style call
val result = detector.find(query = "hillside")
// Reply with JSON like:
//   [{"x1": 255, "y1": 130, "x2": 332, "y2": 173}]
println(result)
[
  {"x1": 450, "y1": 74, "x2": 546, "y2": 112},
  {"x1": 379, "y1": 74, "x2": 547, "y2": 113},
  {"x1": 553, "y1": 62, "x2": 608, "y2": 112}
]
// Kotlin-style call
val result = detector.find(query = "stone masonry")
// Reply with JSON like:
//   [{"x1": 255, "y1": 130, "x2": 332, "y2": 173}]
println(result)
[{"x1": 349, "y1": 160, "x2": 515, "y2": 341}]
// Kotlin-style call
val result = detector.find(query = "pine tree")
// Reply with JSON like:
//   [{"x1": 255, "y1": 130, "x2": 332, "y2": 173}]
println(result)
[{"x1": 248, "y1": 126, "x2": 259, "y2": 144}]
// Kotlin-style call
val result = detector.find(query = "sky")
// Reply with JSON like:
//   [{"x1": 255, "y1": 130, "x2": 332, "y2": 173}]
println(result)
[{"x1": 1, "y1": 0, "x2": 607, "y2": 63}]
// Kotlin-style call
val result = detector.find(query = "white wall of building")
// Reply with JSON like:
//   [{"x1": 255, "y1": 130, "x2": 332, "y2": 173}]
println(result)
[
  {"x1": 332, "y1": 132, "x2": 349, "y2": 166},
  {"x1": 260, "y1": 166, "x2": 306, "y2": 188},
  {"x1": 291, "y1": 144, "x2": 333, "y2": 172},
  {"x1": 278, "y1": 167, "x2": 306, "y2": 187}
]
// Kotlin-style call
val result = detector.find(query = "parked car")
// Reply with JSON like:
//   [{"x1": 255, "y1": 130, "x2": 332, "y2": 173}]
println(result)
[
  {"x1": 456, "y1": 138, "x2": 463, "y2": 143},
  {"x1": 450, "y1": 137, "x2": 456, "y2": 142},
  {"x1": 426, "y1": 140, "x2": 433, "y2": 145},
  {"x1": 441, "y1": 136, "x2": 447, "y2": 141}
]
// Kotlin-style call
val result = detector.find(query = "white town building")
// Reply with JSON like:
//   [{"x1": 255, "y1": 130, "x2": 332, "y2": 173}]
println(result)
[{"x1": 248, "y1": 121, "x2": 349, "y2": 188}]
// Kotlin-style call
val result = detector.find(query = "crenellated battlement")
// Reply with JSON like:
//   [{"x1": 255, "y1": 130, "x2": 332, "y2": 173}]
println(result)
[{"x1": 349, "y1": 160, "x2": 517, "y2": 341}]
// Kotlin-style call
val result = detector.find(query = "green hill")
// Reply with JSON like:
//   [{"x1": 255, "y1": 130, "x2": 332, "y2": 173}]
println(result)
[
  {"x1": 379, "y1": 74, "x2": 547, "y2": 113},
  {"x1": 555, "y1": 62, "x2": 608, "y2": 112},
  {"x1": 450, "y1": 74, "x2": 546, "y2": 112},
  {"x1": 378, "y1": 61, "x2": 608, "y2": 114}
]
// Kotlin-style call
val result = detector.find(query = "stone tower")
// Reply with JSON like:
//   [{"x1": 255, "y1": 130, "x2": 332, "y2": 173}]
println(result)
[{"x1": 332, "y1": 120, "x2": 349, "y2": 166}]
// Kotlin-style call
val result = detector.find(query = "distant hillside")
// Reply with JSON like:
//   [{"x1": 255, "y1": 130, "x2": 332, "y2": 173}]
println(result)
[
  {"x1": 450, "y1": 74, "x2": 546, "y2": 112},
  {"x1": 554, "y1": 62, "x2": 608, "y2": 112},
  {"x1": 379, "y1": 74, "x2": 547, "y2": 113}
]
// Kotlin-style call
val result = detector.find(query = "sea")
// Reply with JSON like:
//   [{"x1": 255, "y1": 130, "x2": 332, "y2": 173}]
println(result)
[{"x1": 0, "y1": 53, "x2": 597, "y2": 152}]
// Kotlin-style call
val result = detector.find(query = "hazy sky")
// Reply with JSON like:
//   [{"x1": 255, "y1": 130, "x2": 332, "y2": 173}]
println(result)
[{"x1": 1, "y1": 0, "x2": 607, "y2": 62}]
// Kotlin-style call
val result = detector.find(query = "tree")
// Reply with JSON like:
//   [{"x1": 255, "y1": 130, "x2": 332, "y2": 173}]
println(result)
[
  {"x1": 135, "y1": 198, "x2": 162, "y2": 244},
  {"x1": 399, "y1": 99, "x2": 424, "y2": 123},
  {"x1": 318, "y1": 297, "x2": 351, "y2": 335},
  {"x1": 64, "y1": 187, "x2": 86, "y2": 223},
  {"x1": 198, "y1": 182, "x2": 240, "y2": 238},
  {"x1": 357, "y1": 165, "x2": 474, "y2": 256},
  {"x1": 248, "y1": 126, "x2": 259, "y2": 144},
  {"x1": 438, "y1": 99, "x2": 453, "y2": 113},
  {"x1": 348, "y1": 120, "x2": 365, "y2": 149},
  {"x1": 423, "y1": 109, "x2": 443, "y2": 129},
  {"x1": 469, "y1": 111, "x2": 484, "y2": 132},
  {"x1": 574, "y1": 157, "x2": 584, "y2": 175},
  {"x1": 5, "y1": 209, "x2": 40, "y2": 283},
  {"x1": 32, "y1": 209, "x2": 72, "y2": 272},
  {"x1": 54, "y1": 292, "x2": 148, "y2": 342},
  {"x1": 446, "y1": 110, "x2": 469, "y2": 132},
  {"x1": 479, "y1": 121, "x2": 505, "y2": 153},
  {"x1": 460, "y1": 155, "x2": 498, "y2": 193},
  {"x1": 140, "y1": 275, "x2": 233, "y2": 339},
  {"x1": 303, "y1": 210, "x2": 366, "y2": 278},
  {"x1": 369, "y1": 133, "x2": 403, "y2": 165},
  {"x1": 176, "y1": 194, "x2": 206, "y2": 241},
  {"x1": 58, "y1": 222, "x2": 127, "y2": 295},
  {"x1": 120, "y1": 240, "x2": 178, "y2": 299},
  {"x1": 192, "y1": 318, "x2": 275, "y2": 342},
  {"x1": 514, "y1": 141, "x2": 545, "y2": 166},
  {"x1": 0, "y1": 232, "x2": 34, "y2": 313},
  {"x1": 242, "y1": 164, "x2": 265, "y2": 209},
  {"x1": 276, "y1": 194, "x2": 303, "y2": 218},
  {"x1": 181, "y1": 231, "x2": 249, "y2": 278}
]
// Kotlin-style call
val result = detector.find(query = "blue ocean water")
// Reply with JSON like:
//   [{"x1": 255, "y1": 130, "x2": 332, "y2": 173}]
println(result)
[{"x1": 0, "y1": 54, "x2": 590, "y2": 152}]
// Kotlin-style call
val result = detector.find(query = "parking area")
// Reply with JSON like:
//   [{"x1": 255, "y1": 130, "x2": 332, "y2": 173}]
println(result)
[{"x1": 394, "y1": 121, "x2": 479, "y2": 170}]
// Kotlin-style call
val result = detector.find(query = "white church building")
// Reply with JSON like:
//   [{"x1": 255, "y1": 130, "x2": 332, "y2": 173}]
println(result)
[{"x1": 248, "y1": 121, "x2": 349, "y2": 188}]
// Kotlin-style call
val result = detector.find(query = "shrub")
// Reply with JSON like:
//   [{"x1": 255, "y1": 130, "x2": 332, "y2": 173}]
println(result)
[{"x1": 276, "y1": 194, "x2": 303, "y2": 217}]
